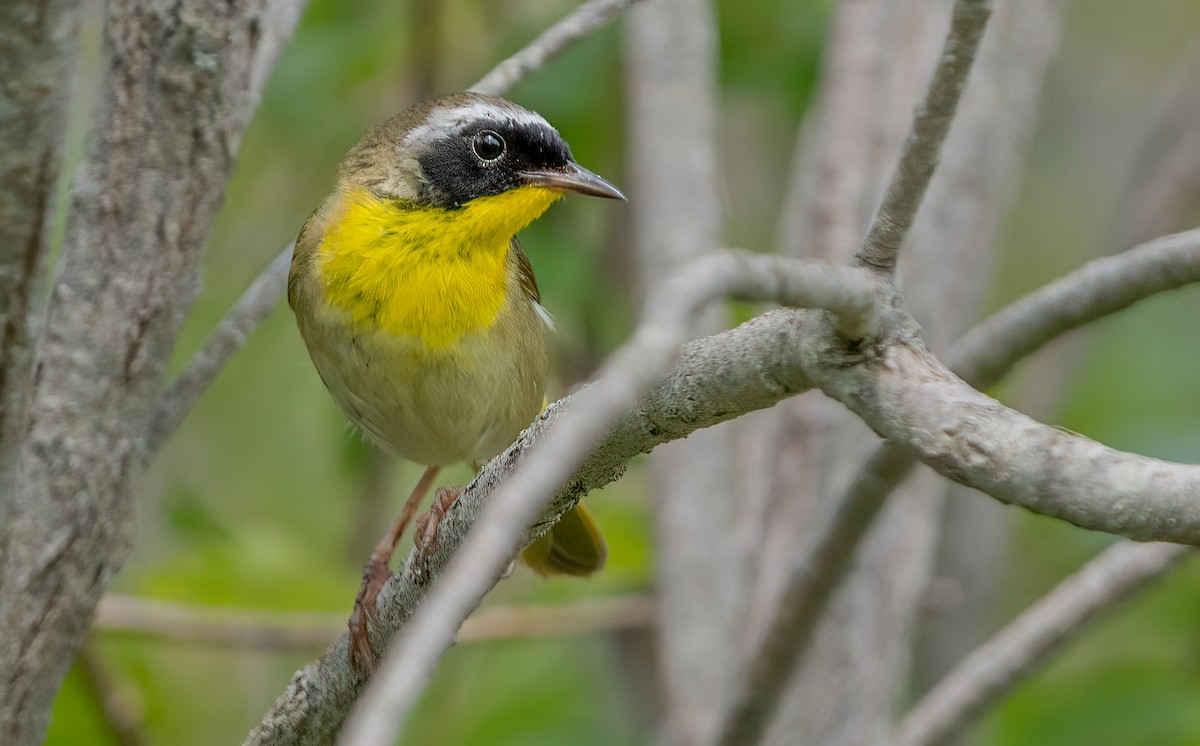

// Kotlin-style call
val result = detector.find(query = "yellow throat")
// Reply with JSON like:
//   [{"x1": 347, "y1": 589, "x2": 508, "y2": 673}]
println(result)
[{"x1": 318, "y1": 185, "x2": 563, "y2": 348}]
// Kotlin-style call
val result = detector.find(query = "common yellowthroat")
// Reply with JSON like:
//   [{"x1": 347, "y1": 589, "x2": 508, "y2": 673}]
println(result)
[{"x1": 288, "y1": 92, "x2": 624, "y2": 667}]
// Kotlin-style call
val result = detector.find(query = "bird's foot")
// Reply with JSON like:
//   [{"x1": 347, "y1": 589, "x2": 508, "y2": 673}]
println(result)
[
  {"x1": 415, "y1": 486, "x2": 462, "y2": 560},
  {"x1": 347, "y1": 554, "x2": 392, "y2": 673}
]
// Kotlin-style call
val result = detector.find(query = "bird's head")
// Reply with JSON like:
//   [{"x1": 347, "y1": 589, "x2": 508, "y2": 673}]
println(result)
[{"x1": 339, "y1": 92, "x2": 625, "y2": 213}]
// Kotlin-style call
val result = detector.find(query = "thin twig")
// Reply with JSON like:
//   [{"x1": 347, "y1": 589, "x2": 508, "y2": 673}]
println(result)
[
  {"x1": 147, "y1": 244, "x2": 292, "y2": 454},
  {"x1": 715, "y1": 228, "x2": 1200, "y2": 746},
  {"x1": 470, "y1": 0, "x2": 645, "y2": 96},
  {"x1": 949, "y1": 228, "x2": 1200, "y2": 387},
  {"x1": 336, "y1": 254, "x2": 880, "y2": 746},
  {"x1": 897, "y1": 542, "x2": 1192, "y2": 746},
  {"x1": 93, "y1": 594, "x2": 654, "y2": 650},
  {"x1": 856, "y1": 0, "x2": 992, "y2": 273}
]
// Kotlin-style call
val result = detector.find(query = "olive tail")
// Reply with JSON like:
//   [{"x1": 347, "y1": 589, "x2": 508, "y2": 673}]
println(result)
[{"x1": 521, "y1": 503, "x2": 607, "y2": 576}]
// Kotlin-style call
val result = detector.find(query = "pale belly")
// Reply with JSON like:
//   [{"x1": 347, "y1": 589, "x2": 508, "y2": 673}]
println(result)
[{"x1": 301, "y1": 307, "x2": 549, "y2": 466}]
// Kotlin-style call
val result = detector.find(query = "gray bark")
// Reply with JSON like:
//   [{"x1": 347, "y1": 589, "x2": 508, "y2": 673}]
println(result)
[
  {"x1": 251, "y1": 225, "x2": 1200, "y2": 742},
  {"x1": 759, "y1": 0, "x2": 1061, "y2": 742},
  {"x1": 625, "y1": 1, "x2": 745, "y2": 743},
  {"x1": 757, "y1": 3, "x2": 954, "y2": 743},
  {"x1": 0, "y1": 2, "x2": 302, "y2": 742},
  {"x1": 0, "y1": 0, "x2": 80, "y2": 533}
]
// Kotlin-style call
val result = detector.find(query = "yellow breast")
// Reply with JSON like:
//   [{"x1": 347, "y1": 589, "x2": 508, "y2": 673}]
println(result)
[{"x1": 317, "y1": 185, "x2": 562, "y2": 349}]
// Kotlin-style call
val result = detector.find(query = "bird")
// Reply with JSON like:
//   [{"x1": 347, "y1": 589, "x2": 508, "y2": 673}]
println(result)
[{"x1": 287, "y1": 92, "x2": 625, "y2": 669}]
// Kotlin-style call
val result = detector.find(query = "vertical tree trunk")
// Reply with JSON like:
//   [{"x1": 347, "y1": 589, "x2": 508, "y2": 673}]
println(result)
[
  {"x1": 0, "y1": 0, "x2": 80, "y2": 530},
  {"x1": 0, "y1": 2, "x2": 302, "y2": 742},
  {"x1": 625, "y1": 2, "x2": 743, "y2": 743}
]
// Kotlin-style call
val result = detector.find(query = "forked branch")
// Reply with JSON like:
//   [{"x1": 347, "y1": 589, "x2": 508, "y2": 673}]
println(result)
[{"x1": 715, "y1": 228, "x2": 1200, "y2": 746}]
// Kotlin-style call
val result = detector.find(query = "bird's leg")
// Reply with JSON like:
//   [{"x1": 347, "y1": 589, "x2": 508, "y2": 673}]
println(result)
[
  {"x1": 415, "y1": 486, "x2": 462, "y2": 559},
  {"x1": 348, "y1": 463, "x2": 440, "y2": 672}
]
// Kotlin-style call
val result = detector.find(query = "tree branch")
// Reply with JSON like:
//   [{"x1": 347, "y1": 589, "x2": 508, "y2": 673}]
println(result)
[
  {"x1": 93, "y1": 594, "x2": 653, "y2": 651},
  {"x1": 0, "y1": 2, "x2": 304, "y2": 741},
  {"x1": 809, "y1": 310, "x2": 1200, "y2": 542},
  {"x1": 336, "y1": 256, "x2": 877, "y2": 746},
  {"x1": 947, "y1": 228, "x2": 1200, "y2": 386},
  {"x1": 147, "y1": 245, "x2": 293, "y2": 454},
  {"x1": 856, "y1": 0, "x2": 992, "y2": 274},
  {"x1": 246, "y1": 254, "x2": 876, "y2": 745},
  {"x1": 715, "y1": 227, "x2": 1200, "y2": 746},
  {"x1": 470, "y1": 0, "x2": 645, "y2": 96},
  {"x1": 897, "y1": 542, "x2": 1192, "y2": 746}
]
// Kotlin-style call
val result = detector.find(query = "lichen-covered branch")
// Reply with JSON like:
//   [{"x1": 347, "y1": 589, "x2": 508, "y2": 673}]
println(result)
[{"x1": 805, "y1": 313, "x2": 1200, "y2": 542}]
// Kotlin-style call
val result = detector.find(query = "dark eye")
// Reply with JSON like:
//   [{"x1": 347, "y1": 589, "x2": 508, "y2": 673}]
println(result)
[{"x1": 471, "y1": 130, "x2": 505, "y2": 162}]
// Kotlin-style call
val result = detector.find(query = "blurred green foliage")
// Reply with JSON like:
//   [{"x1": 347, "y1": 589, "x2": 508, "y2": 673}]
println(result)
[{"x1": 45, "y1": 0, "x2": 1200, "y2": 743}]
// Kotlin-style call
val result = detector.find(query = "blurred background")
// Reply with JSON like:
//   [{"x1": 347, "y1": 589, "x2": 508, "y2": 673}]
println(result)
[{"x1": 47, "y1": 0, "x2": 1200, "y2": 743}]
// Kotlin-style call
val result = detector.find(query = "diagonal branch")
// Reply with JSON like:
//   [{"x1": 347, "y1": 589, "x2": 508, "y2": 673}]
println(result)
[
  {"x1": 470, "y1": 0, "x2": 645, "y2": 96},
  {"x1": 335, "y1": 255, "x2": 878, "y2": 746},
  {"x1": 897, "y1": 542, "x2": 1192, "y2": 746},
  {"x1": 947, "y1": 228, "x2": 1200, "y2": 385},
  {"x1": 250, "y1": 229, "x2": 1200, "y2": 744},
  {"x1": 856, "y1": 0, "x2": 992, "y2": 274},
  {"x1": 713, "y1": 442, "x2": 917, "y2": 746},
  {"x1": 146, "y1": 245, "x2": 293, "y2": 454},
  {"x1": 714, "y1": 227, "x2": 1200, "y2": 746},
  {"x1": 245, "y1": 254, "x2": 878, "y2": 745},
  {"x1": 809, "y1": 309, "x2": 1200, "y2": 543}
]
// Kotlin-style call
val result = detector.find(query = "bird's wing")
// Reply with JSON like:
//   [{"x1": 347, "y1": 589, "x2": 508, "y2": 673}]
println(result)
[
  {"x1": 510, "y1": 236, "x2": 541, "y2": 303},
  {"x1": 510, "y1": 237, "x2": 555, "y2": 331}
]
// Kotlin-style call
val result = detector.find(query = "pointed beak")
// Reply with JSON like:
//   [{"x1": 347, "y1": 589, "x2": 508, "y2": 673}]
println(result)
[{"x1": 522, "y1": 162, "x2": 626, "y2": 200}]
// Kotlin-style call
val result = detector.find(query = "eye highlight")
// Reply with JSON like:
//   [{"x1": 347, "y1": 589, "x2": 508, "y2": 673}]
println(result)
[{"x1": 471, "y1": 130, "x2": 506, "y2": 162}]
